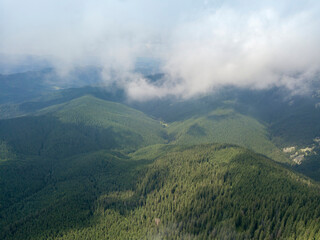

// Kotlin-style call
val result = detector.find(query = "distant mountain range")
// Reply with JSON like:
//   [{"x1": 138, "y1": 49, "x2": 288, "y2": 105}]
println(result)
[{"x1": 1, "y1": 68, "x2": 320, "y2": 239}]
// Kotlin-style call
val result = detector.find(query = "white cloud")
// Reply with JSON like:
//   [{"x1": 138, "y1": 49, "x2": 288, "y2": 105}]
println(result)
[
  {"x1": 133, "y1": 6, "x2": 320, "y2": 99},
  {"x1": 1, "y1": 0, "x2": 320, "y2": 100}
]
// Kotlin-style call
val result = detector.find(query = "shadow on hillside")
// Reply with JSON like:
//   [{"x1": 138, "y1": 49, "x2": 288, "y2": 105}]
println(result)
[
  {"x1": 0, "y1": 149, "x2": 152, "y2": 239},
  {"x1": 0, "y1": 115, "x2": 143, "y2": 159}
]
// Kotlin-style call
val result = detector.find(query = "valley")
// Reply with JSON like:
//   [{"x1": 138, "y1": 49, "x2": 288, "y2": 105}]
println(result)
[{"x1": 1, "y1": 81, "x2": 320, "y2": 239}]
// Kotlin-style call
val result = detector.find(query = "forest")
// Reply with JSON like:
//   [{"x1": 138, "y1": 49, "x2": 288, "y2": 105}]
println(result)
[{"x1": 1, "y1": 94, "x2": 320, "y2": 239}]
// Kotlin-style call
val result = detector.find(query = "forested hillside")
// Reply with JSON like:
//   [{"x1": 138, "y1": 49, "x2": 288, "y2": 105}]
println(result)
[
  {"x1": 2, "y1": 144, "x2": 319, "y2": 239},
  {"x1": 0, "y1": 95, "x2": 166, "y2": 158},
  {"x1": 1, "y1": 91, "x2": 320, "y2": 239},
  {"x1": 167, "y1": 108, "x2": 287, "y2": 163}
]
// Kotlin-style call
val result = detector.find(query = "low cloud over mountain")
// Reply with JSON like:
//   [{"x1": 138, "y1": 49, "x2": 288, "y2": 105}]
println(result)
[{"x1": 1, "y1": 0, "x2": 320, "y2": 100}]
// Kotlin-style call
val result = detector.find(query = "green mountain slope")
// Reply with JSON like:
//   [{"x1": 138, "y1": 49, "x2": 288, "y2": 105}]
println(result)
[
  {"x1": 39, "y1": 95, "x2": 166, "y2": 146},
  {"x1": 0, "y1": 95, "x2": 168, "y2": 237},
  {"x1": 0, "y1": 95, "x2": 166, "y2": 158},
  {"x1": 3, "y1": 144, "x2": 319, "y2": 239},
  {"x1": 167, "y1": 109, "x2": 288, "y2": 163},
  {"x1": 1, "y1": 88, "x2": 320, "y2": 240},
  {"x1": 59, "y1": 144, "x2": 320, "y2": 240},
  {"x1": 0, "y1": 149, "x2": 148, "y2": 240}
]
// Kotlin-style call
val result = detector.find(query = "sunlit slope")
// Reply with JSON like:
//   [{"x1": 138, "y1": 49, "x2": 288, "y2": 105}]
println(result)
[
  {"x1": 32, "y1": 144, "x2": 320, "y2": 240},
  {"x1": 167, "y1": 109, "x2": 288, "y2": 162},
  {"x1": 39, "y1": 95, "x2": 166, "y2": 146},
  {"x1": 0, "y1": 95, "x2": 166, "y2": 158}
]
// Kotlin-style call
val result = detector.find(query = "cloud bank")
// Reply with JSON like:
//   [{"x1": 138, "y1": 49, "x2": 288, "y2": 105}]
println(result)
[
  {"x1": 156, "y1": 5, "x2": 320, "y2": 99},
  {"x1": 1, "y1": 0, "x2": 320, "y2": 100}
]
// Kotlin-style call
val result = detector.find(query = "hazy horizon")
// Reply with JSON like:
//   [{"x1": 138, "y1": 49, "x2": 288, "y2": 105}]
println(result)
[{"x1": 1, "y1": 0, "x2": 320, "y2": 100}]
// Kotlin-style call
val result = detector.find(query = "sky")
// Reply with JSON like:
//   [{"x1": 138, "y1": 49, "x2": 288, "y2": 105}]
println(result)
[{"x1": 1, "y1": 0, "x2": 320, "y2": 100}]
